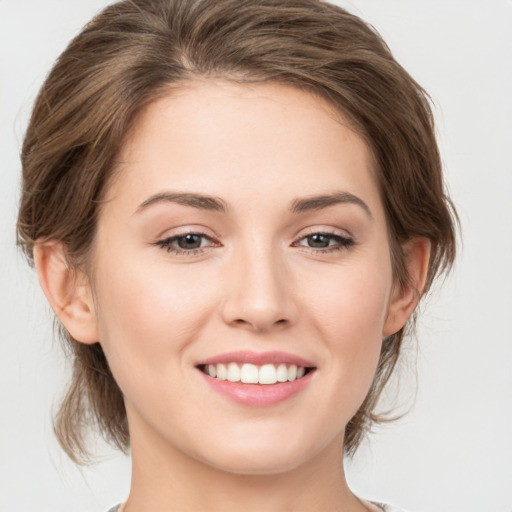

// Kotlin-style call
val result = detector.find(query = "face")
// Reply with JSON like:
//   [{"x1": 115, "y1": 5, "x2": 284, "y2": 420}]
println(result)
[{"x1": 88, "y1": 80, "x2": 400, "y2": 474}]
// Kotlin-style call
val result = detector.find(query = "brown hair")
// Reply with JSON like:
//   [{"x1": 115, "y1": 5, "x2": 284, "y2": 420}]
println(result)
[{"x1": 17, "y1": 0, "x2": 457, "y2": 462}]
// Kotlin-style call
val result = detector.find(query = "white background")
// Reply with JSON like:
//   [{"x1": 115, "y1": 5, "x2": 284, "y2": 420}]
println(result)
[{"x1": 1, "y1": 1, "x2": 511, "y2": 511}]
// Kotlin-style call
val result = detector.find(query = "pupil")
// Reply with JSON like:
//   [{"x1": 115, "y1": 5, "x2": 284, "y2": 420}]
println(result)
[
  {"x1": 178, "y1": 234, "x2": 202, "y2": 249},
  {"x1": 308, "y1": 234, "x2": 329, "y2": 248}
]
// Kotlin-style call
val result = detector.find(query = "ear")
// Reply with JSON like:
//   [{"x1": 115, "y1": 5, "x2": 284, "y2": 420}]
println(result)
[
  {"x1": 34, "y1": 241, "x2": 99, "y2": 344},
  {"x1": 383, "y1": 237, "x2": 431, "y2": 337}
]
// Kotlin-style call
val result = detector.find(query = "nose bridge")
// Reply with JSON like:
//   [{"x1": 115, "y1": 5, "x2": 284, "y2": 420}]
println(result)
[{"x1": 220, "y1": 236, "x2": 296, "y2": 331}]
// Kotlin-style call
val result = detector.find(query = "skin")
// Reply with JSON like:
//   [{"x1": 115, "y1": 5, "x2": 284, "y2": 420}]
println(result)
[{"x1": 35, "y1": 80, "x2": 429, "y2": 512}]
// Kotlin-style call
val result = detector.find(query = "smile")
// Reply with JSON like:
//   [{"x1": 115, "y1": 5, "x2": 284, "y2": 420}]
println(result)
[
  {"x1": 199, "y1": 362, "x2": 311, "y2": 385},
  {"x1": 196, "y1": 350, "x2": 316, "y2": 406}
]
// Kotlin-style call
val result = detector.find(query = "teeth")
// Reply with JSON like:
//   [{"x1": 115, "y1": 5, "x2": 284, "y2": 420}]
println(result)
[
  {"x1": 203, "y1": 362, "x2": 309, "y2": 384},
  {"x1": 276, "y1": 363, "x2": 288, "y2": 382},
  {"x1": 216, "y1": 363, "x2": 227, "y2": 380},
  {"x1": 240, "y1": 363, "x2": 259, "y2": 384},
  {"x1": 259, "y1": 364, "x2": 277, "y2": 385},
  {"x1": 227, "y1": 362, "x2": 240, "y2": 382}
]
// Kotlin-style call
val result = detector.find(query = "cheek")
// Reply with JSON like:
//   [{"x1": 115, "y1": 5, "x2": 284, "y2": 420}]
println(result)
[
  {"x1": 91, "y1": 254, "x2": 218, "y2": 384},
  {"x1": 312, "y1": 258, "x2": 391, "y2": 340},
  {"x1": 308, "y1": 263, "x2": 392, "y2": 413}
]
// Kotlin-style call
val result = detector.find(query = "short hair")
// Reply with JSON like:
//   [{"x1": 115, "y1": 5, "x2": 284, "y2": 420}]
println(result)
[{"x1": 17, "y1": 0, "x2": 457, "y2": 463}]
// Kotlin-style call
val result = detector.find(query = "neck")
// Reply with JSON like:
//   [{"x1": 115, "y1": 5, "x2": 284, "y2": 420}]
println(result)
[{"x1": 124, "y1": 412, "x2": 367, "y2": 512}]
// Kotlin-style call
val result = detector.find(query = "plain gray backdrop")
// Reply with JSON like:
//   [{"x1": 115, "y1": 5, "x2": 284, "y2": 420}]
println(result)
[{"x1": 1, "y1": 1, "x2": 511, "y2": 511}]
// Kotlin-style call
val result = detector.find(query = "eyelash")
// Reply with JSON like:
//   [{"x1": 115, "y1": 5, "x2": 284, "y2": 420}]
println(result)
[
  {"x1": 292, "y1": 232, "x2": 355, "y2": 253},
  {"x1": 155, "y1": 230, "x2": 354, "y2": 257},
  {"x1": 155, "y1": 232, "x2": 218, "y2": 255}
]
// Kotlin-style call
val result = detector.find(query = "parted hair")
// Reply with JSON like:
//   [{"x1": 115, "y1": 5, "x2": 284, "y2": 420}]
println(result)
[{"x1": 17, "y1": 0, "x2": 457, "y2": 463}]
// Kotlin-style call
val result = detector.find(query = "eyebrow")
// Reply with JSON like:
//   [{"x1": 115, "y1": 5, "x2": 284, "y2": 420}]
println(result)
[
  {"x1": 135, "y1": 190, "x2": 372, "y2": 218},
  {"x1": 290, "y1": 192, "x2": 372, "y2": 218},
  {"x1": 135, "y1": 192, "x2": 228, "y2": 214}
]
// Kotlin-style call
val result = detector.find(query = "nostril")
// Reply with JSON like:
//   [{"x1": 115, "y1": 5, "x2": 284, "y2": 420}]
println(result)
[{"x1": 229, "y1": 317, "x2": 289, "y2": 331}]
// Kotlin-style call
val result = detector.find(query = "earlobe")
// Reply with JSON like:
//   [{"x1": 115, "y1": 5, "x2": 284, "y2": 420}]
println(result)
[
  {"x1": 383, "y1": 237, "x2": 431, "y2": 337},
  {"x1": 34, "y1": 241, "x2": 99, "y2": 344}
]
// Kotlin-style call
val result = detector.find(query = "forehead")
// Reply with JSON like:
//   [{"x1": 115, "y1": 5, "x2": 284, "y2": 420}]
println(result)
[{"x1": 107, "y1": 79, "x2": 383, "y2": 219}]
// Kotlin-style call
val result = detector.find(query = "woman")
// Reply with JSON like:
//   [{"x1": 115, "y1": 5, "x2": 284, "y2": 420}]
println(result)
[{"x1": 16, "y1": 0, "x2": 457, "y2": 510}]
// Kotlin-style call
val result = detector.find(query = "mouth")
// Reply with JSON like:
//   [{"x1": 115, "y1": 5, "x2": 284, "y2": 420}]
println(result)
[
  {"x1": 195, "y1": 351, "x2": 316, "y2": 406},
  {"x1": 197, "y1": 362, "x2": 315, "y2": 385}
]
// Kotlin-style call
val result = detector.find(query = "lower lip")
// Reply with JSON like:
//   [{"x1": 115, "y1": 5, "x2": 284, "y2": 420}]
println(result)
[{"x1": 198, "y1": 370, "x2": 314, "y2": 407}]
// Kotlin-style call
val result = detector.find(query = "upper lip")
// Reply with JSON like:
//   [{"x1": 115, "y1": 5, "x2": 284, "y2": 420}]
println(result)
[{"x1": 196, "y1": 350, "x2": 316, "y2": 368}]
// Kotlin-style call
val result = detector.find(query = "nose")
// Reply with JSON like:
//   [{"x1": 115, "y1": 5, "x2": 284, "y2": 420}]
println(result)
[{"x1": 220, "y1": 244, "x2": 298, "y2": 333}]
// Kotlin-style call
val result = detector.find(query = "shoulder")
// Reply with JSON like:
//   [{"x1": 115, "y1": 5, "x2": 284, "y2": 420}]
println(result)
[
  {"x1": 106, "y1": 506, "x2": 122, "y2": 512},
  {"x1": 363, "y1": 499, "x2": 409, "y2": 512},
  {"x1": 371, "y1": 502, "x2": 409, "y2": 512}
]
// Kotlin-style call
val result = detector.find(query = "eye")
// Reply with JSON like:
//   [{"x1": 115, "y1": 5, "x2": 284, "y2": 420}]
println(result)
[
  {"x1": 294, "y1": 232, "x2": 354, "y2": 252},
  {"x1": 156, "y1": 232, "x2": 217, "y2": 254}
]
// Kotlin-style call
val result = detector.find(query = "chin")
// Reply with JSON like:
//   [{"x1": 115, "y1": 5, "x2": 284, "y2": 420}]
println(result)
[
  {"x1": 202, "y1": 450, "x2": 309, "y2": 476},
  {"x1": 190, "y1": 432, "x2": 320, "y2": 476}
]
